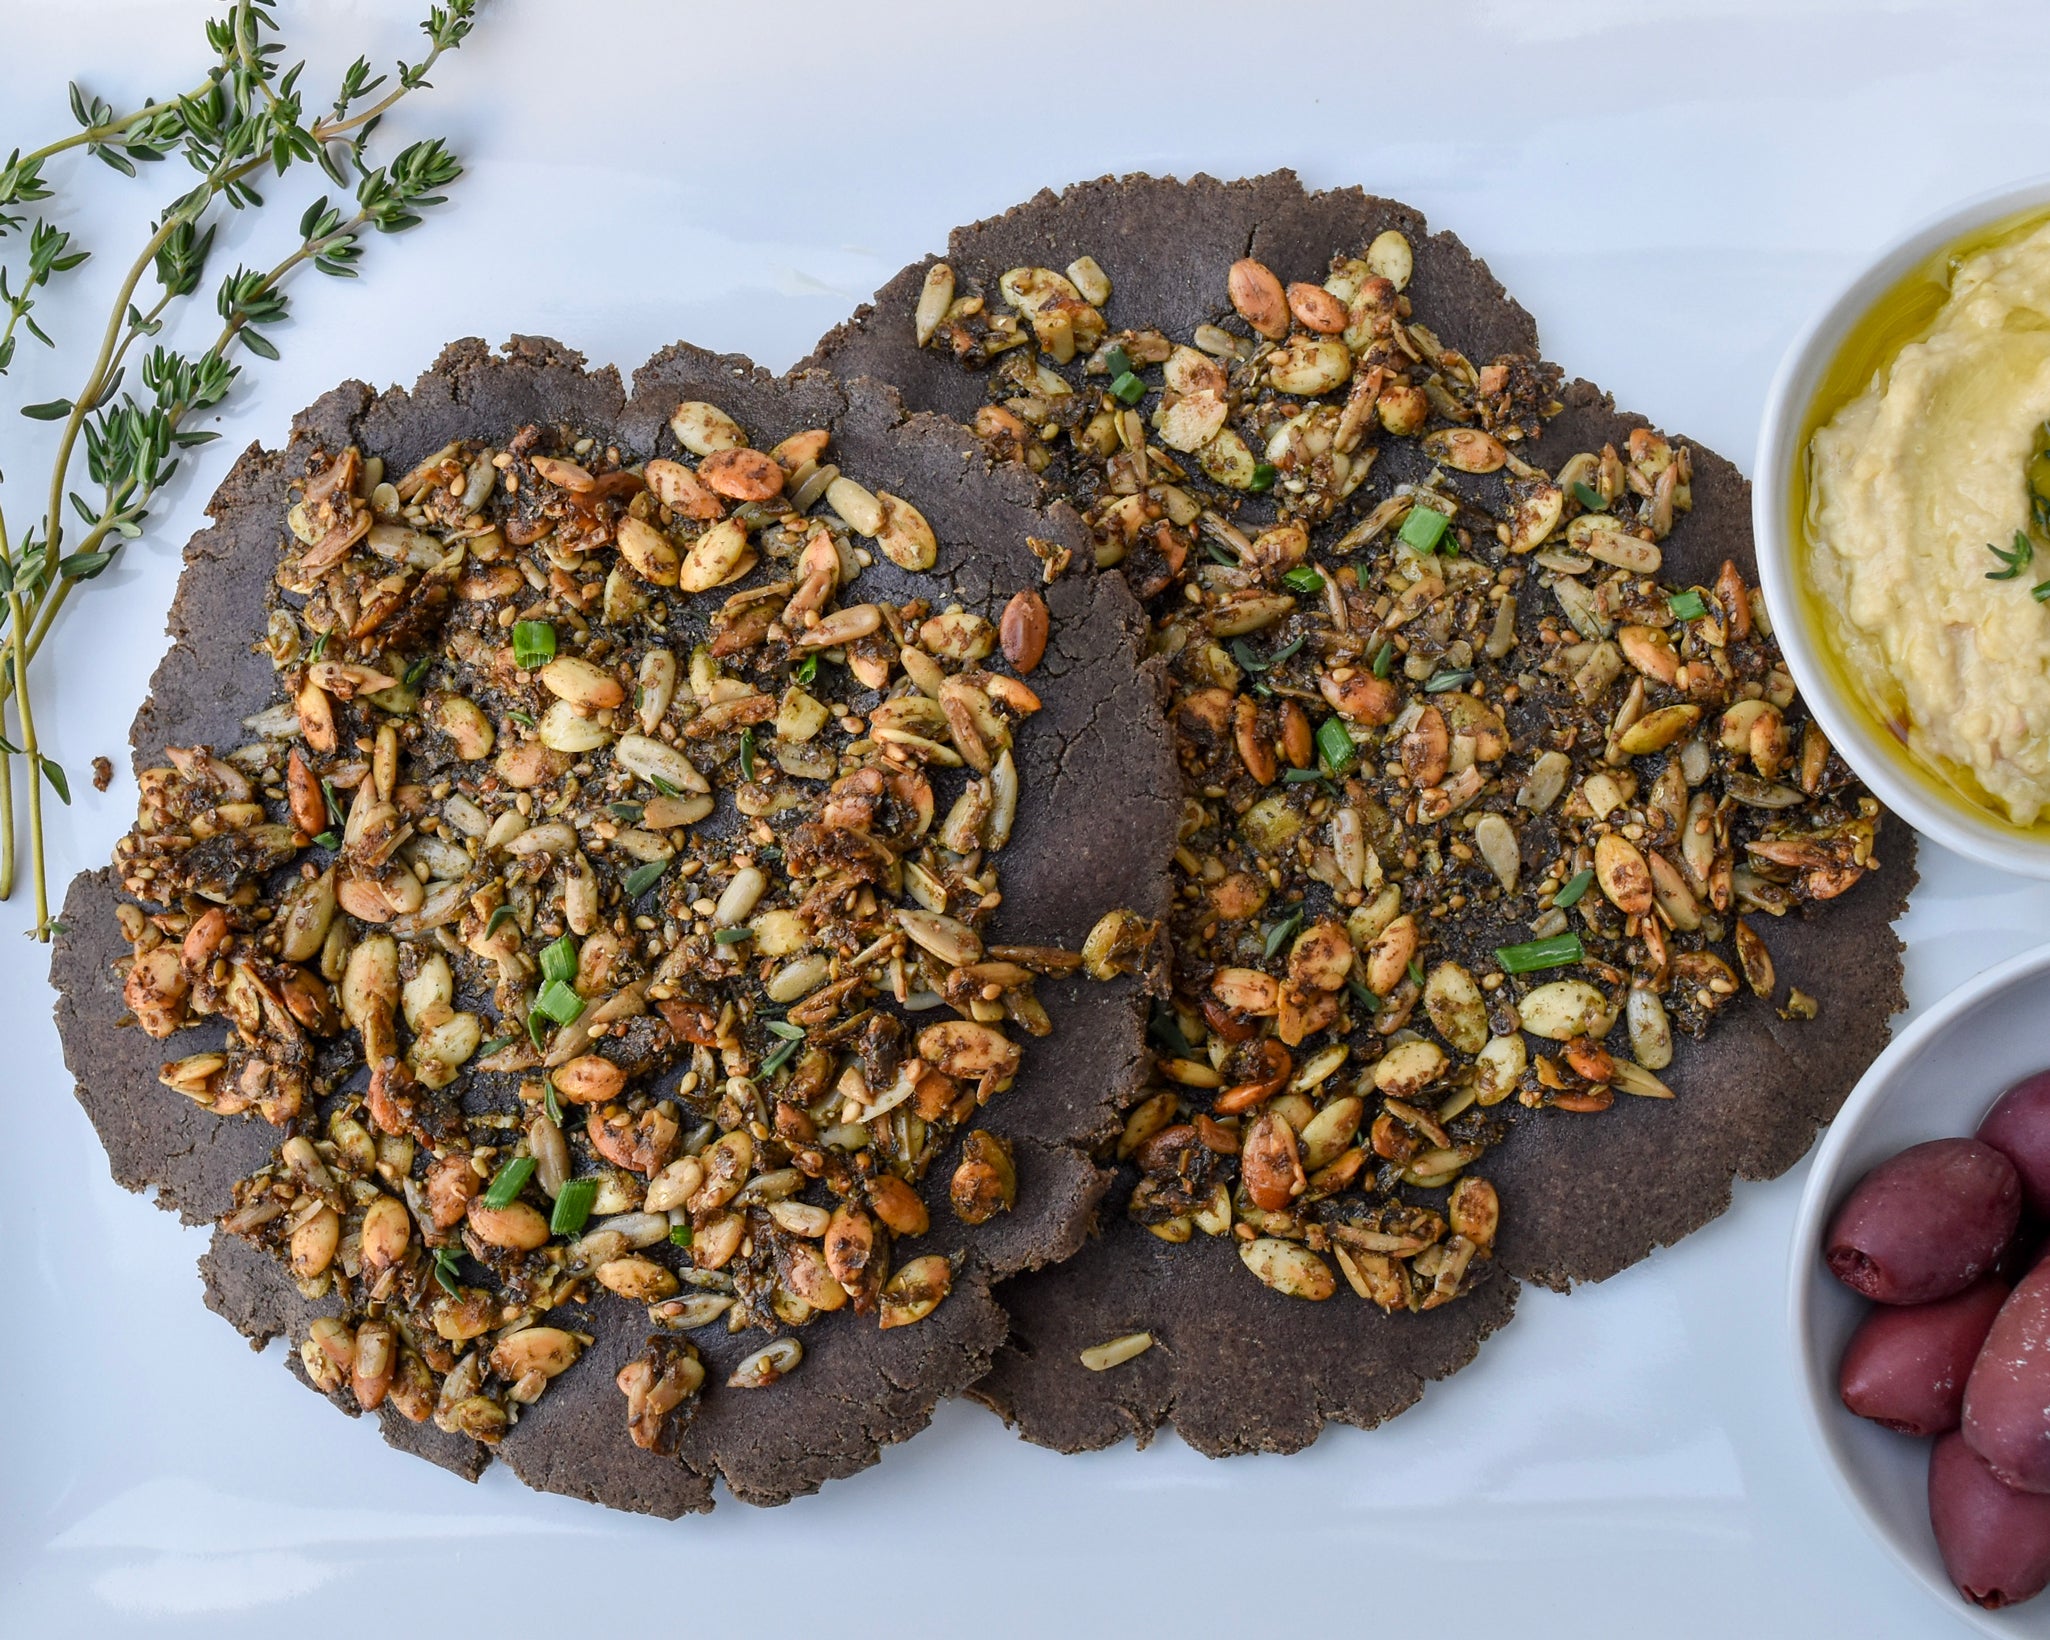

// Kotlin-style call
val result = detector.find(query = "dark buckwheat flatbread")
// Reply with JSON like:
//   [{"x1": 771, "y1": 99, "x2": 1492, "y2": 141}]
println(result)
[
  {"x1": 810, "y1": 171, "x2": 1915, "y2": 1456},
  {"x1": 51, "y1": 334, "x2": 1178, "y2": 1509}
]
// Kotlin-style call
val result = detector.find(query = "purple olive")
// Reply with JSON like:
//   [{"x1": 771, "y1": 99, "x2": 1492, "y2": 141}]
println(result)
[
  {"x1": 1979, "y1": 1070, "x2": 2050, "y2": 1217},
  {"x1": 1966, "y1": 1262, "x2": 2050, "y2": 1492},
  {"x1": 1825, "y1": 1139, "x2": 2020, "y2": 1304},
  {"x1": 1840, "y1": 1279, "x2": 2008, "y2": 1436},
  {"x1": 1931, "y1": 1431, "x2": 2050, "y2": 1608}
]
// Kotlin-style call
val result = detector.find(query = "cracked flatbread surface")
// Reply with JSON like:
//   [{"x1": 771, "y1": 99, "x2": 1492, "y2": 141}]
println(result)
[
  {"x1": 51, "y1": 334, "x2": 1178, "y2": 1509},
  {"x1": 810, "y1": 170, "x2": 1916, "y2": 1456}
]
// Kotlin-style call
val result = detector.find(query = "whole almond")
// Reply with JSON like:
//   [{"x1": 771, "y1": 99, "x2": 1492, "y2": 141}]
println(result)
[
  {"x1": 1286, "y1": 281, "x2": 1348, "y2": 334},
  {"x1": 1000, "y1": 588, "x2": 1049, "y2": 673},
  {"x1": 1227, "y1": 258, "x2": 1290, "y2": 340}
]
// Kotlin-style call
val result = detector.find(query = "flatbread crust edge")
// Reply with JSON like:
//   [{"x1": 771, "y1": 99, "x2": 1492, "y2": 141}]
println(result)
[{"x1": 50, "y1": 333, "x2": 1181, "y2": 1508}]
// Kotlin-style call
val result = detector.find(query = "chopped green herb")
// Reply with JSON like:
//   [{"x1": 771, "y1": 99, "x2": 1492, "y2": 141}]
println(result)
[
  {"x1": 1263, "y1": 909, "x2": 1304, "y2": 960},
  {"x1": 1988, "y1": 531, "x2": 2035, "y2": 581},
  {"x1": 1407, "y1": 956, "x2": 1425, "y2": 988},
  {"x1": 1248, "y1": 462, "x2": 1278, "y2": 493},
  {"x1": 533, "y1": 979, "x2": 584, "y2": 1027},
  {"x1": 1371, "y1": 639, "x2": 1395, "y2": 678},
  {"x1": 319, "y1": 777, "x2": 344, "y2": 827},
  {"x1": 312, "y1": 830, "x2": 339, "y2": 850},
  {"x1": 1101, "y1": 343, "x2": 1133, "y2": 380},
  {"x1": 607, "y1": 801, "x2": 645, "y2": 823},
  {"x1": 739, "y1": 727, "x2": 757, "y2": 783},
  {"x1": 1110, "y1": 370, "x2": 1147, "y2": 405},
  {"x1": 307, "y1": 628, "x2": 330, "y2": 663},
  {"x1": 1316, "y1": 715, "x2": 1356, "y2": 775},
  {"x1": 432, "y1": 1247, "x2": 461, "y2": 1296},
  {"x1": 481, "y1": 1155, "x2": 536, "y2": 1210},
  {"x1": 526, "y1": 1009, "x2": 548, "y2": 1050},
  {"x1": 623, "y1": 859, "x2": 666, "y2": 900},
  {"x1": 539, "y1": 934, "x2": 578, "y2": 986},
  {"x1": 1281, "y1": 565, "x2": 1326, "y2": 595},
  {"x1": 1495, "y1": 932, "x2": 1585, "y2": 974},
  {"x1": 1553, "y1": 868, "x2": 1594, "y2": 909},
  {"x1": 1398, "y1": 504, "x2": 1451, "y2": 553},
  {"x1": 649, "y1": 773, "x2": 681, "y2": 799},
  {"x1": 1281, "y1": 767, "x2": 1325, "y2": 784},
  {"x1": 1203, "y1": 537, "x2": 1239, "y2": 568},
  {"x1": 484, "y1": 904, "x2": 518, "y2": 941},
  {"x1": 713, "y1": 925, "x2": 752, "y2": 945},
  {"x1": 1570, "y1": 480, "x2": 1607, "y2": 512},
  {"x1": 507, "y1": 709, "x2": 535, "y2": 728},
  {"x1": 550, "y1": 1178, "x2": 596, "y2": 1237},
  {"x1": 760, "y1": 1035, "x2": 802, "y2": 1076},
  {"x1": 669, "y1": 1224, "x2": 695, "y2": 1248},
  {"x1": 1347, "y1": 978, "x2": 1383, "y2": 1014},
  {"x1": 543, "y1": 1073, "x2": 562, "y2": 1126},
  {"x1": 512, "y1": 620, "x2": 557, "y2": 667},
  {"x1": 1424, "y1": 668, "x2": 1474, "y2": 693},
  {"x1": 404, "y1": 653, "x2": 433, "y2": 688},
  {"x1": 1667, "y1": 589, "x2": 1709, "y2": 621},
  {"x1": 794, "y1": 654, "x2": 819, "y2": 685},
  {"x1": 1231, "y1": 638, "x2": 1266, "y2": 674},
  {"x1": 2037, "y1": 581, "x2": 2050, "y2": 604},
  {"x1": 475, "y1": 1036, "x2": 513, "y2": 1061},
  {"x1": 766, "y1": 1019, "x2": 807, "y2": 1041},
  {"x1": 1148, "y1": 1006, "x2": 1193, "y2": 1058},
  {"x1": 1267, "y1": 636, "x2": 1304, "y2": 666}
]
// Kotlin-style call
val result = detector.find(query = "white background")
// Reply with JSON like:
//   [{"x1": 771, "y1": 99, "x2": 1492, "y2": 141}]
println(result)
[{"x1": 3, "y1": 1, "x2": 2049, "y2": 1634}]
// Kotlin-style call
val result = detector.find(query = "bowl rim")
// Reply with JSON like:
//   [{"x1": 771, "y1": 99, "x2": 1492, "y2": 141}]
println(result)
[
  {"x1": 1786, "y1": 938, "x2": 2050, "y2": 1634},
  {"x1": 1753, "y1": 171, "x2": 2050, "y2": 879}
]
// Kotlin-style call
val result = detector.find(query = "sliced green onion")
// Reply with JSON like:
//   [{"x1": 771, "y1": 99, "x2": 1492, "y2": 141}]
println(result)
[
  {"x1": 1570, "y1": 480, "x2": 1607, "y2": 512},
  {"x1": 1316, "y1": 715, "x2": 1356, "y2": 775},
  {"x1": 533, "y1": 978, "x2": 584, "y2": 1026},
  {"x1": 794, "y1": 655, "x2": 819, "y2": 685},
  {"x1": 1371, "y1": 639, "x2": 1394, "y2": 678},
  {"x1": 623, "y1": 859, "x2": 666, "y2": 900},
  {"x1": 1398, "y1": 505, "x2": 1451, "y2": 553},
  {"x1": 550, "y1": 1177, "x2": 597, "y2": 1237},
  {"x1": 1248, "y1": 462, "x2": 1278, "y2": 493},
  {"x1": 1347, "y1": 978, "x2": 1382, "y2": 1014},
  {"x1": 766, "y1": 1019, "x2": 807, "y2": 1041},
  {"x1": 1110, "y1": 370, "x2": 1146, "y2": 405},
  {"x1": 1553, "y1": 868, "x2": 1594, "y2": 909},
  {"x1": 539, "y1": 934, "x2": 578, "y2": 986},
  {"x1": 2036, "y1": 580, "x2": 2050, "y2": 604},
  {"x1": 1424, "y1": 668, "x2": 1474, "y2": 693},
  {"x1": 713, "y1": 926, "x2": 752, "y2": 945},
  {"x1": 1495, "y1": 932, "x2": 1585, "y2": 974},
  {"x1": 669, "y1": 1224, "x2": 695, "y2": 1248},
  {"x1": 1262, "y1": 909, "x2": 1303, "y2": 960},
  {"x1": 1281, "y1": 565, "x2": 1325, "y2": 595},
  {"x1": 512, "y1": 620, "x2": 556, "y2": 669},
  {"x1": 1667, "y1": 589, "x2": 1709, "y2": 621},
  {"x1": 760, "y1": 1036, "x2": 802, "y2": 1076},
  {"x1": 482, "y1": 1155, "x2": 536, "y2": 1210},
  {"x1": 1101, "y1": 344, "x2": 1133, "y2": 380}
]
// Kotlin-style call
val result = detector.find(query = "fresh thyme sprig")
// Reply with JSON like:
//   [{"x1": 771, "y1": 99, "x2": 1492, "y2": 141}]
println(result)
[
  {"x1": 1986, "y1": 530, "x2": 2033, "y2": 581},
  {"x1": 0, "y1": 0, "x2": 478, "y2": 938}
]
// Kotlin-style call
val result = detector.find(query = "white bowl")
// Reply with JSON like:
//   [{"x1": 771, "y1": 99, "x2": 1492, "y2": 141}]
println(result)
[
  {"x1": 1789, "y1": 941, "x2": 2050, "y2": 1636},
  {"x1": 1754, "y1": 174, "x2": 2050, "y2": 879}
]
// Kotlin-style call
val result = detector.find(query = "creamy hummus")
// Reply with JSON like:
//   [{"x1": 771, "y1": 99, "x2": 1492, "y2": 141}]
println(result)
[{"x1": 1809, "y1": 216, "x2": 2050, "y2": 826}]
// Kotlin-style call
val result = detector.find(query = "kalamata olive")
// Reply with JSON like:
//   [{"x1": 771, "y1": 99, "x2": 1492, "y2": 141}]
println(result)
[
  {"x1": 1824, "y1": 1139, "x2": 2021, "y2": 1304},
  {"x1": 1931, "y1": 1431, "x2": 2050, "y2": 1608},
  {"x1": 1839, "y1": 1279, "x2": 2008, "y2": 1435},
  {"x1": 1967, "y1": 1263, "x2": 2050, "y2": 1492},
  {"x1": 1979, "y1": 1070, "x2": 2050, "y2": 1216}
]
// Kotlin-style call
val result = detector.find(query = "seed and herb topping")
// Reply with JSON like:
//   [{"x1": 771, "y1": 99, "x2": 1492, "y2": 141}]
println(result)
[
  {"x1": 916, "y1": 233, "x2": 1883, "y2": 1320},
  {"x1": 110, "y1": 405, "x2": 1112, "y2": 1452}
]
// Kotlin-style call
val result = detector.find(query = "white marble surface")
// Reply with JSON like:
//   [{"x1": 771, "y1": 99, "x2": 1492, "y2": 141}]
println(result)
[{"x1": 4, "y1": 1, "x2": 2050, "y2": 1634}]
